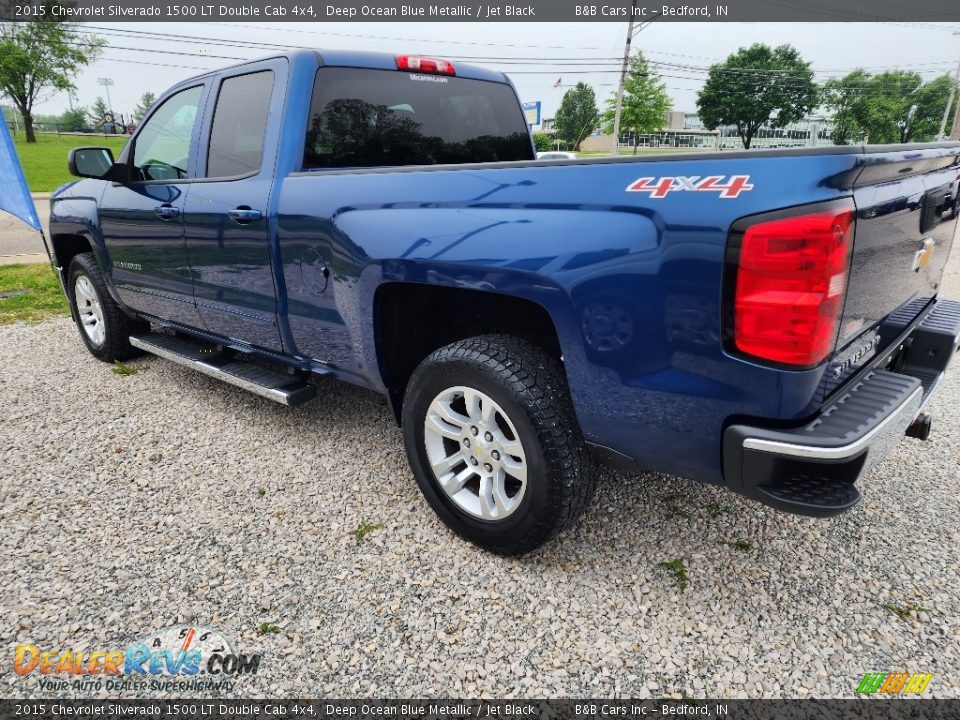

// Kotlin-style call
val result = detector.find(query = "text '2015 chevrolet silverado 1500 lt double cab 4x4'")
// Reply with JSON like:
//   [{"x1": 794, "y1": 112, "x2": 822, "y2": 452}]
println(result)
[{"x1": 49, "y1": 50, "x2": 960, "y2": 554}]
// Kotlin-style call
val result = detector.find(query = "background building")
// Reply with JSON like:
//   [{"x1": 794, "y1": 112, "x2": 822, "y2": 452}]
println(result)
[{"x1": 553, "y1": 111, "x2": 837, "y2": 152}]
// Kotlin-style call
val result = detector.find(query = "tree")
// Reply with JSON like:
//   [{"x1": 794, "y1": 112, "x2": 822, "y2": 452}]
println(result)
[
  {"x1": 59, "y1": 107, "x2": 87, "y2": 132},
  {"x1": 132, "y1": 91, "x2": 156, "y2": 123},
  {"x1": 88, "y1": 96, "x2": 110, "y2": 129},
  {"x1": 601, "y1": 52, "x2": 671, "y2": 154},
  {"x1": 823, "y1": 69, "x2": 871, "y2": 145},
  {"x1": 0, "y1": 8, "x2": 104, "y2": 142},
  {"x1": 531, "y1": 131, "x2": 553, "y2": 152},
  {"x1": 824, "y1": 70, "x2": 958, "y2": 144},
  {"x1": 553, "y1": 82, "x2": 599, "y2": 151},
  {"x1": 696, "y1": 43, "x2": 818, "y2": 149}
]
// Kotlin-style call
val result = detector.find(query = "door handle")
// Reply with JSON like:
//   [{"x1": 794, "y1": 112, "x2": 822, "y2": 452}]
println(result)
[
  {"x1": 154, "y1": 204, "x2": 180, "y2": 220},
  {"x1": 228, "y1": 207, "x2": 263, "y2": 224}
]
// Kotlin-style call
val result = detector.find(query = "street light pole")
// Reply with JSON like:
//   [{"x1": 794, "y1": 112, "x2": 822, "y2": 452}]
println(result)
[{"x1": 97, "y1": 77, "x2": 115, "y2": 118}]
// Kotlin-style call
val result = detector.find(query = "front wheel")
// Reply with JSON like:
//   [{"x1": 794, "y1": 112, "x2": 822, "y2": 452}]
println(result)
[
  {"x1": 67, "y1": 252, "x2": 146, "y2": 362},
  {"x1": 402, "y1": 335, "x2": 596, "y2": 555}
]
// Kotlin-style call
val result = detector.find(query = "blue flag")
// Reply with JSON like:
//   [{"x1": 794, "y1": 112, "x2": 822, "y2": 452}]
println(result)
[{"x1": 0, "y1": 119, "x2": 41, "y2": 231}]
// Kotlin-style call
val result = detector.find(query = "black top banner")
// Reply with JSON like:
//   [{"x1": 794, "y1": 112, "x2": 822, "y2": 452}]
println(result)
[
  {"x1": 2, "y1": 700, "x2": 960, "y2": 720},
  {"x1": 2, "y1": 0, "x2": 960, "y2": 22}
]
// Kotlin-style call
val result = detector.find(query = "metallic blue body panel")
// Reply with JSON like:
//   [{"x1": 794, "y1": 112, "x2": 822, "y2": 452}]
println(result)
[{"x1": 46, "y1": 49, "x2": 960, "y2": 487}]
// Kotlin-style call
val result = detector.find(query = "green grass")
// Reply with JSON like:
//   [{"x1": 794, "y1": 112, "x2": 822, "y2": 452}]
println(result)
[
  {"x1": 354, "y1": 521, "x2": 384, "y2": 543},
  {"x1": 111, "y1": 361, "x2": 138, "y2": 376},
  {"x1": 881, "y1": 602, "x2": 931, "y2": 621},
  {"x1": 0, "y1": 263, "x2": 69, "y2": 324},
  {"x1": 657, "y1": 558, "x2": 689, "y2": 592},
  {"x1": 10, "y1": 132, "x2": 129, "y2": 193},
  {"x1": 256, "y1": 622, "x2": 281, "y2": 635}
]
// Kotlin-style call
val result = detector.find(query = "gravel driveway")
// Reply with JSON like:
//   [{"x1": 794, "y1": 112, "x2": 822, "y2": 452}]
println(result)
[{"x1": 3, "y1": 258, "x2": 959, "y2": 700}]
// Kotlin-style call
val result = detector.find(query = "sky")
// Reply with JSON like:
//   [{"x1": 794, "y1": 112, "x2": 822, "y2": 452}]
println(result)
[{"x1": 12, "y1": 21, "x2": 960, "y2": 124}]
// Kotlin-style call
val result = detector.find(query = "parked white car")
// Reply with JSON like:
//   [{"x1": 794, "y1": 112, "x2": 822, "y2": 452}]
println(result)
[{"x1": 536, "y1": 151, "x2": 578, "y2": 160}]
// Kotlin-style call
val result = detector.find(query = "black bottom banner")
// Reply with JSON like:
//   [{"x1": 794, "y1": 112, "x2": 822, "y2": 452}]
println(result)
[{"x1": 1, "y1": 700, "x2": 959, "y2": 720}]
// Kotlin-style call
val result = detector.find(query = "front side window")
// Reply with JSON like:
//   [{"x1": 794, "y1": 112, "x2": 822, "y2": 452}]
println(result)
[
  {"x1": 207, "y1": 71, "x2": 274, "y2": 178},
  {"x1": 132, "y1": 85, "x2": 203, "y2": 182},
  {"x1": 303, "y1": 68, "x2": 533, "y2": 169}
]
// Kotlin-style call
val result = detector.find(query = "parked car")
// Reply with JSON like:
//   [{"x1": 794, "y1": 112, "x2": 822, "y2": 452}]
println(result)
[
  {"x1": 537, "y1": 151, "x2": 577, "y2": 160},
  {"x1": 48, "y1": 50, "x2": 960, "y2": 554}
]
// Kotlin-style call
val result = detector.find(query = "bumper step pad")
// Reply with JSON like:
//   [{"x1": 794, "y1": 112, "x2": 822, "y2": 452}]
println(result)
[{"x1": 129, "y1": 333, "x2": 317, "y2": 407}]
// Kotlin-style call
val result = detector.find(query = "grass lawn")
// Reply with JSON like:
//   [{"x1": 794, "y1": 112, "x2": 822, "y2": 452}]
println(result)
[
  {"x1": 0, "y1": 263, "x2": 70, "y2": 324},
  {"x1": 10, "y1": 132, "x2": 129, "y2": 193}
]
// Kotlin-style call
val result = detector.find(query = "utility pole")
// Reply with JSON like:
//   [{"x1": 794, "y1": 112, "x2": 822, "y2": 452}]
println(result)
[
  {"x1": 610, "y1": 0, "x2": 637, "y2": 158},
  {"x1": 938, "y1": 30, "x2": 960, "y2": 140},
  {"x1": 611, "y1": 3, "x2": 660, "y2": 157}
]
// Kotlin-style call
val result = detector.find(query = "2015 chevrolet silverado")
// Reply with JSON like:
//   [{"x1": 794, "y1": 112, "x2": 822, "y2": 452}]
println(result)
[{"x1": 48, "y1": 49, "x2": 960, "y2": 554}]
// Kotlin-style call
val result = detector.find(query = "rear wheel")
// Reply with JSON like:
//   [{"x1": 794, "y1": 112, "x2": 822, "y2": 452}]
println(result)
[
  {"x1": 402, "y1": 334, "x2": 596, "y2": 555},
  {"x1": 67, "y1": 252, "x2": 147, "y2": 362}
]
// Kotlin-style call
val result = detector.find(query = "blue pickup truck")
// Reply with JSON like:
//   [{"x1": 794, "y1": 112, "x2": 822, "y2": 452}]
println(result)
[{"x1": 49, "y1": 49, "x2": 960, "y2": 554}]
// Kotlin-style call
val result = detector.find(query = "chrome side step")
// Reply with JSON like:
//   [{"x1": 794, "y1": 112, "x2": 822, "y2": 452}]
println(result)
[{"x1": 129, "y1": 333, "x2": 317, "y2": 407}]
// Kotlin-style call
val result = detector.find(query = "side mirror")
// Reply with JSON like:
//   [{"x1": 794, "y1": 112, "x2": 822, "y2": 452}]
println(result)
[{"x1": 68, "y1": 147, "x2": 116, "y2": 179}]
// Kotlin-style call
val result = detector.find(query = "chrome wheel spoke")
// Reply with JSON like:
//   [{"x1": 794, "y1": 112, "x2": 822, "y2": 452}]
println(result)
[
  {"x1": 501, "y1": 455, "x2": 527, "y2": 483},
  {"x1": 478, "y1": 476, "x2": 497, "y2": 519},
  {"x1": 492, "y1": 469, "x2": 513, "y2": 515},
  {"x1": 425, "y1": 412, "x2": 462, "y2": 441},
  {"x1": 430, "y1": 451, "x2": 461, "y2": 478},
  {"x1": 441, "y1": 466, "x2": 475, "y2": 495},
  {"x1": 430, "y1": 396, "x2": 470, "y2": 429}
]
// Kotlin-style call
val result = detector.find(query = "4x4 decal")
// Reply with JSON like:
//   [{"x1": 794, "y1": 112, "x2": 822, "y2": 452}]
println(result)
[{"x1": 626, "y1": 175, "x2": 754, "y2": 199}]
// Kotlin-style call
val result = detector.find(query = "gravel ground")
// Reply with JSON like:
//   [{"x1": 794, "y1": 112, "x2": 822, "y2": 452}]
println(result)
[{"x1": 2, "y1": 256, "x2": 959, "y2": 700}]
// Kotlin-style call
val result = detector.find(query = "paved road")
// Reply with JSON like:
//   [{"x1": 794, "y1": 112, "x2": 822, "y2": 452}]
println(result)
[{"x1": 0, "y1": 195, "x2": 49, "y2": 265}]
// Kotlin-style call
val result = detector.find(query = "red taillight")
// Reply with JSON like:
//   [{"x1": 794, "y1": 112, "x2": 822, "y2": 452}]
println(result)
[
  {"x1": 732, "y1": 208, "x2": 854, "y2": 367},
  {"x1": 395, "y1": 55, "x2": 456, "y2": 76}
]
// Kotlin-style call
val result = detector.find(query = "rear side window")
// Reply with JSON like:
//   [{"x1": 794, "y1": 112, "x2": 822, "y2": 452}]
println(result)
[
  {"x1": 303, "y1": 67, "x2": 533, "y2": 169},
  {"x1": 207, "y1": 70, "x2": 274, "y2": 178}
]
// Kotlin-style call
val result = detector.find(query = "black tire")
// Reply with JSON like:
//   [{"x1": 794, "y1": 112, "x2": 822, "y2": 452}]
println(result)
[
  {"x1": 67, "y1": 252, "x2": 147, "y2": 362},
  {"x1": 402, "y1": 334, "x2": 596, "y2": 555}
]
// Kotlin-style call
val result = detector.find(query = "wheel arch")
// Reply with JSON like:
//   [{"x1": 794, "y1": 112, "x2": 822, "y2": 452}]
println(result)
[{"x1": 373, "y1": 282, "x2": 565, "y2": 424}]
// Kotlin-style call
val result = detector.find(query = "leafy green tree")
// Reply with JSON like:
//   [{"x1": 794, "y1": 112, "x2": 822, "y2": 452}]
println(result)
[
  {"x1": 602, "y1": 52, "x2": 671, "y2": 154},
  {"x1": 696, "y1": 43, "x2": 818, "y2": 149},
  {"x1": 824, "y1": 70, "x2": 958, "y2": 144},
  {"x1": 823, "y1": 69, "x2": 871, "y2": 145},
  {"x1": 531, "y1": 131, "x2": 553, "y2": 152},
  {"x1": 59, "y1": 107, "x2": 87, "y2": 131},
  {"x1": 553, "y1": 82, "x2": 599, "y2": 151},
  {"x1": 132, "y1": 91, "x2": 156, "y2": 123},
  {"x1": 0, "y1": 8, "x2": 104, "y2": 142}
]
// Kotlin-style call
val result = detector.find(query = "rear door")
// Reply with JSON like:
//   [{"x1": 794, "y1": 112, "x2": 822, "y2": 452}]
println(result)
[
  {"x1": 99, "y1": 84, "x2": 206, "y2": 326},
  {"x1": 182, "y1": 60, "x2": 284, "y2": 352}
]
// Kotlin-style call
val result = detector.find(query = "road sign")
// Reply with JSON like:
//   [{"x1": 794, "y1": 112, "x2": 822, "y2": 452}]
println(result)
[{"x1": 522, "y1": 101, "x2": 542, "y2": 126}]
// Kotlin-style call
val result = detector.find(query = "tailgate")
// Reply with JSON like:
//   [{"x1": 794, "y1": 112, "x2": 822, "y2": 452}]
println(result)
[{"x1": 825, "y1": 144, "x2": 960, "y2": 394}]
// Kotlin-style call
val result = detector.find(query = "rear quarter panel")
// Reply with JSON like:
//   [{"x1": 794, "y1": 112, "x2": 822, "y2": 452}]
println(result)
[{"x1": 278, "y1": 152, "x2": 863, "y2": 484}]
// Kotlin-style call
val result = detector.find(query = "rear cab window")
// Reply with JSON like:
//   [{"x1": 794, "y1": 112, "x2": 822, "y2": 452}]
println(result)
[{"x1": 303, "y1": 67, "x2": 534, "y2": 169}]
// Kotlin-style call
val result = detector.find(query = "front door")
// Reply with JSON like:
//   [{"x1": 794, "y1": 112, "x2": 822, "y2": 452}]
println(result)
[
  {"x1": 182, "y1": 63, "x2": 284, "y2": 352},
  {"x1": 99, "y1": 84, "x2": 205, "y2": 327}
]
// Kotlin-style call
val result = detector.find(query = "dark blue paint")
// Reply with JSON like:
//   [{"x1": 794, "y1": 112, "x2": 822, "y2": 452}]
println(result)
[{"x1": 49, "y1": 49, "x2": 960, "y2": 488}]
